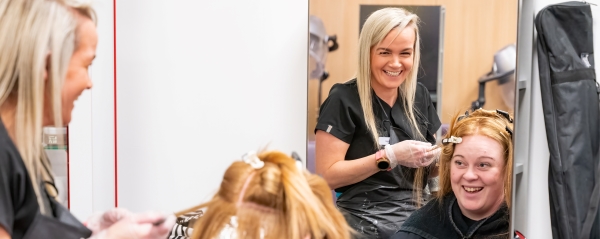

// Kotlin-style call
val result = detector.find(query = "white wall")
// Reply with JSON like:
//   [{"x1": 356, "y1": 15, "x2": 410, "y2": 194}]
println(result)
[
  {"x1": 68, "y1": 0, "x2": 115, "y2": 220},
  {"x1": 115, "y1": 0, "x2": 308, "y2": 212}
]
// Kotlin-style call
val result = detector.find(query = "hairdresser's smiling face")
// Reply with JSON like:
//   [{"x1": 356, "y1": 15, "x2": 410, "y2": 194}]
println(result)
[
  {"x1": 370, "y1": 26, "x2": 415, "y2": 95},
  {"x1": 62, "y1": 15, "x2": 96, "y2": 125},
  {"x1": 44, "y1": 13, "x2": 97, "y2": 127},
  {"x1": 451, "y1": 134, "x2": 505, "y2": 220}
]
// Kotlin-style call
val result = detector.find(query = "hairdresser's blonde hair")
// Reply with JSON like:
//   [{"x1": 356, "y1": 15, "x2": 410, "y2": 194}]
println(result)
[
  {"x1": 437, "y1": 109, "x2": 514, "y2": 209},
  {"x1": 63, "y1": 0, "x2": 96, "y2": 23},
  {"x1": 0, "y1": 0, "x2": 95, "y2": 213},
  {"x1": 357, "y1": 7, "x2": 423, "y2": 148},
  {"x1": 357, "y1": 7, "x2": 430, "y2": 206},
  {"x1": 182, "y1": 151, "x2": 352, "y2": 239}
]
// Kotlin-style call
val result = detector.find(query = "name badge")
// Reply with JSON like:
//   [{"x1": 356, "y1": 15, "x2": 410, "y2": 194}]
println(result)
[{"x1": 378, "y1": 137, "x2": 390, "y2": 146}]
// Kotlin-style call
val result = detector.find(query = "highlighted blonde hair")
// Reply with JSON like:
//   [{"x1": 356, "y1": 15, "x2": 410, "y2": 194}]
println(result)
[
  {"x1": 180, "y1": 151, "x2": 352, "y2": 239},
  {"x1": 357, "y1": 7, "x2": 423, "y2": 149},
  {"x1": 0, "y1": 0, "x2": 75, "y2": 213},
  {"x1": 437, "y1": 109, "x2": 514, "y2": 209},
  {"x1": 0, "y1": 0, "x2": 95, "y2": 214}
]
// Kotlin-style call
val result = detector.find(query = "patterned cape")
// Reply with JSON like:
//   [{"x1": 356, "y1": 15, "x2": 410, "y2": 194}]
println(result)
[
  {"x1": 168, "y1": 209, "x2": 240, "y2": 239},
  {"x1": 168, "y1": 209, "x2": 203, "y2": 239}
]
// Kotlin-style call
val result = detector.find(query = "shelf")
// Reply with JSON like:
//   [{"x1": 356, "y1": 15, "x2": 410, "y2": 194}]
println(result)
[
  {"x1": 44, "y1": 145, "x2": 68, "y2": 150},
  {"x1": 515, "y1": 162, "x2": 524, "y2": 175}
]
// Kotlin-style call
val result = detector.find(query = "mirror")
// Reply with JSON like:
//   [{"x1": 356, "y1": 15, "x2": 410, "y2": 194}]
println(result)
[
  {"x1": 306, "y1": 0, "x2": 518, "y2": 237},
  {"x1": 306, "y1": 0, "x2": 517, "y2": 169},
  {"x1": 43, "y1": 127, "x2": 69, "y2": 207}
]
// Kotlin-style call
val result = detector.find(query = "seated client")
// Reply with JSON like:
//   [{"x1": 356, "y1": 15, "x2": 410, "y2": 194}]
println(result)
[{"x1": 392, "y1": 109, "x2": 513, "y2": 239}]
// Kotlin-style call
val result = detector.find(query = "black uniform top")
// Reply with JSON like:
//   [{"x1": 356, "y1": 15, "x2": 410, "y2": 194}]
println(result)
[
  {"x1": 0, "y1": 119, "x2": 91, "y2": 239},
  {"x1": 316, "y1": 79, "x2": 441, "y2": 192},
  {"x1": 0, "y1": 119, "x2": 39, "y2": 238},
  {"x1": 315, "y1": 79, "x2": 441, "y2": 238}
]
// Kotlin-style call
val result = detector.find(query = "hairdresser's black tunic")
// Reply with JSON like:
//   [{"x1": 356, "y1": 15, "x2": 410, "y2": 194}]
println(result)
[
  {"x1": 316, "y1": 79, "x2": 440, "y2": 239},
  {"x1": 391, "y1": 193, "x2": 510, "y2": 239},
  {"x1": 0, "y1": 119, "x2": 91, "y2": 239}
]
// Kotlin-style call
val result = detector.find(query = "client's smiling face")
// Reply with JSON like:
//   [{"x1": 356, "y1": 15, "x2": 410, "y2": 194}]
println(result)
[{"x1": 450, "y1": 134, "x2": 505, "y2": 220}]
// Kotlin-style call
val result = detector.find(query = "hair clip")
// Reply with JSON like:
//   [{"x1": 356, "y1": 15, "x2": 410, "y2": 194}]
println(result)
[
  {"x1": 242, "y1": 151, "x2": 264, "y2": 169},
  {"x1": 291, "y1": 151, "x2": 305, "y2": 170},
  {"x1": 505, "y1": 126, "x2": 513, "y2": 137},
  {"x1": 457, "y1": 110, "x2": 470, "y2": 122},
  {"x1": 442, "y1": 136, "x2": 462, "y2": 145},
  {"x1": 496, "y1": 109, "x2": 513, "y2": 123}
]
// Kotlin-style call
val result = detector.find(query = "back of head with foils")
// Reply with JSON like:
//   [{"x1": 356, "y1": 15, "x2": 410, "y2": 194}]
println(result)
[
  {"x1": 188, "y1": 151, "x2": 352, "y2": 239},
  {"x1": 436, "y1": 109, "x2": 514, "y2": 208}
]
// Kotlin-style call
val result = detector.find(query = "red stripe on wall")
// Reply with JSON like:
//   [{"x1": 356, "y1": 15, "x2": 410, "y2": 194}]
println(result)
[
  {"x1": 113, "y1": 0, "x2": 118, "y2": 208},
  {"x1": 67, "y1": 126, "x2": 70, "y2": 209}
]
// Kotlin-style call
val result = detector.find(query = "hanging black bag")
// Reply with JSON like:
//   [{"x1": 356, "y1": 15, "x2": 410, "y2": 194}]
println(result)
[{"x1": 535, "y1": 1, "x2": 600, "y2": 238}]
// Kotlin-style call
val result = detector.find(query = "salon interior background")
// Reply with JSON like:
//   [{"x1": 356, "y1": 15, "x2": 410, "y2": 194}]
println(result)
[{"x1": 60, "y1": 0, "x2": 597, "y2": 238}]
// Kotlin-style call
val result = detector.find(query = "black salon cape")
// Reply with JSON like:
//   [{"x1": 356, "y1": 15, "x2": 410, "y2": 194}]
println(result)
[
  {"x1": 391, "y1": 193, "x2": 509, "y2": 239},
  {"x1": 0, "y1": 119, "x2": 91, "y2": 239},
  {"x1": 316, "y1": 79, "x2": 440, "y2": 239}
]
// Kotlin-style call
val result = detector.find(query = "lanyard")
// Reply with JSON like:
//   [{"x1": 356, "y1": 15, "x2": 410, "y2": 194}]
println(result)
[{"x1": 375, "y1": 95, "x2": 392, "y2": 131}]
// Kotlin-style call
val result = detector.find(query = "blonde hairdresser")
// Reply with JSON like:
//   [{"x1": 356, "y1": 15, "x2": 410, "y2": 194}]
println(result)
[
  {"x1": 0, "y1": 0, "x2": 174, "y2": 238},
  {"x1": 315, "y1": 7, "x2": 441, "y2": 238}
]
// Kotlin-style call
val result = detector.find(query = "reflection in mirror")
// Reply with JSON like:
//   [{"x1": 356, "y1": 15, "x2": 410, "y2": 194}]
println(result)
[
  {"x1": 43, "y1": 127, "x2": 69, "y2": 207},
  {"x1": 307, "y1": 1, "x2": 517, "y2": 238}
]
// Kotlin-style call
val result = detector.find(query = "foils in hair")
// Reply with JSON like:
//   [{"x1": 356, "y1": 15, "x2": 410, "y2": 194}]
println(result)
[
  {"x1": 496, "y1": 109, "x2": 513, "y2": 123},
  {"x1": 442, "y1": 136, "x2": 462, "y2": 145},
  {"x1": 242, "y1": 151, "x2": 264, "y2": 169}
]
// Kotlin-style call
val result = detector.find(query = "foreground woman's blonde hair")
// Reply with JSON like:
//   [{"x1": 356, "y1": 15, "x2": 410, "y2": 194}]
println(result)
[
  {"x1": 0, "y1": 0, "x2": 96, "y2": 214},
  {"x1": 179, "y1": 151, "x2": 352, "y2": 239},
  {"x1": 0, "y1": 0, "x2": 76, "y2": 214}
]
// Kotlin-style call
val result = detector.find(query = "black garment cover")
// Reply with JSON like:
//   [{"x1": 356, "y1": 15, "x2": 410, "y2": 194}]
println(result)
[
  {"x1": 535, "y1": 2, "x2": 600, "y2": 238},
  {"x1": 391, "y1": 193, "x2": 509, "y2": 239},
  {"x1": 22, "y1": 185, "x2": 92, "y2": 239}
]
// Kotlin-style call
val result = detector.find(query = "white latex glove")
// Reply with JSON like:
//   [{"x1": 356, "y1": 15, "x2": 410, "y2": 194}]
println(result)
[
  {"x1": 384, "y1": 140, "x2": 440, "y2": 168},
  {"x1": 85, "y1": 208, "x2": 133, "y2": 235},
  {"x1": 90, "y1": 212, "x2": 176, "y2": 239}
]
